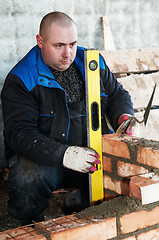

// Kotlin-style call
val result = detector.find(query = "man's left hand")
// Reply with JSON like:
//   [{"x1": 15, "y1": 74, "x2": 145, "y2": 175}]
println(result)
[{"x1": 117, "y1": 114, "x2": 134, "y2": 135}]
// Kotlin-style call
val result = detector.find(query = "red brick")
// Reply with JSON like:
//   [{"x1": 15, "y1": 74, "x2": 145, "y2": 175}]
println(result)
[
  {"x1": 117, "y1": 161, "x2": 148, "y2": 177},
  {"x1": 0, "y1": 226, "x2": 47, "y2": 240},
  {"x1": 38, "y1": 217, "x2": 81, "y2": 233},
  {"x1": 21, "y1": 226, "x2": 46, "y2": 237},
  {"x1": 21, "y1": 226, "x2": 36, "y2": 233},
  {"x1": 103, "y1": 175, "x2": 129, "y2": 195},
  {"x1": 72, "y1": 218, "x2": 91, "y2": 225},
  {"x1": 129, "y1": 176, "x2": 142, "y2": 200},
  {"x1": 54, "y1": 215, "x2": 78, "y2": 224},
  {"x1": 104, "y1": 192, "x2": 116, "y2": 201},
  {"x1": 120, "y1": 205, "x2": 159, "y2": 234},
  {"x1": 14, "y1": 234, "x2": 32, "y2": 239},
  {"x1": 122, "y1": 237, "x2": 136, "y2": 240},
  {"x1": 35, "y1": 219, "x2": 56, "y2": 229},
  {"x1": 6, "y1": 227, "x2": 36, "y2": 239},
  {"x1": 36, "y1": 215, "x2": 79, "y2": 230},
  {"x1": 7, "y1": 228, "x2": 31, "y2": 237},
  {"x1": 137, "y1": 227, "x2": 159, "y2": 239},
  {"x1": 44, "y1": 224, "x2": 66, "y2": 233},
  {"x1": 0, "y1": 232, "x2": 12, "y2": 239},
  {"x1": 15, "y1": 235, "x2": 46, "y2": 240},
  {"x1": 102, "y1": 134, "x2": 130, "y2": 159},
  {"x1": 50, "y1": 217, "x2": 117, "y2": 240},
  {"x1": 102, "y1": 156, "x2": 112, "y2": 172},
  {"x1": 129, "y1": 174, "x2": 159, "y2": 205},
  {"x1": 137, "y1": 146, "x2": 159, "y2": 168}
]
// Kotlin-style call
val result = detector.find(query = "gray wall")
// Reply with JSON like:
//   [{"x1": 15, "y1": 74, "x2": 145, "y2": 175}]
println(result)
[
  {"x1": 106, "y1": 0, "x2": 159, "y2": 50},
  {"x1": 0, "y1": 0, "x2": 159, "y2": 167}
]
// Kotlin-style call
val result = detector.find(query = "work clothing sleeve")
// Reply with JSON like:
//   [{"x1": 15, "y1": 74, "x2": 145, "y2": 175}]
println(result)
[
  {"x1": 1, "y1": 74, "x2": 68, "y2": 167},
  {"x1": 100, "y1": 57, "x2": 134, "y2": 130}
]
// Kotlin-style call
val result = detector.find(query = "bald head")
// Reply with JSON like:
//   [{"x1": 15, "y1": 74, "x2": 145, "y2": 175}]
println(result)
[
  {"x1": 39, "y1": 11, "x2": 76, "y2": 38},
  {"x1": 36, "y1": 11, "x2": 78, "y2": 71}
]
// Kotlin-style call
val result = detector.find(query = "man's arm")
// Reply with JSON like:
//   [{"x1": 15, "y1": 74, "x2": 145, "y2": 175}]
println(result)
[
  {"x1": 1, "y1": 74, "x2": 101, "y2": 173},
  {"x1": 1, "y1": 74, "x2": 68, "y2": 167},
  {"x1": 100, "y1": 57, "x2": 134, "y2": 131}
]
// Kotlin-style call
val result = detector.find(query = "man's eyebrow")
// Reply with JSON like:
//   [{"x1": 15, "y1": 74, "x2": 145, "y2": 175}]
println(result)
[
  {"x1": 71, "y1": 41, "x2": 77, "y2": 44},
  {"x1": 55, "y1": 41, "x2": 77, "y2": 46}
]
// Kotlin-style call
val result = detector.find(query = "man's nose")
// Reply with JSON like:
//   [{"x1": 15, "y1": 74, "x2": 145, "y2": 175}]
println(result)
[{"x1": 63, "y1": 45, "x2": 70, "y2": 57}]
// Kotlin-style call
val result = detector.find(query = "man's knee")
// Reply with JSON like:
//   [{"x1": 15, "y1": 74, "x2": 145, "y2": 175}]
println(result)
[{"x1": 7, "y1": 156, "x2": 52, "y2": 220}]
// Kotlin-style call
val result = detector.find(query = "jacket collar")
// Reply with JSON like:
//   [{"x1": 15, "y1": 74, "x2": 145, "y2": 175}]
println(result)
[
  {"x1": 74, "y1": 46, "x2": 85, "y2": 81},
  {"x1": 36, "y1": 46, "x2": 55, "y2": 79}
]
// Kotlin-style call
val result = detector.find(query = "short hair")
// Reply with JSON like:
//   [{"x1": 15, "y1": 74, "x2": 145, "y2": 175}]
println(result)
[{"x1": 39, "y1": 11, "x2": 75, "y2": 37}]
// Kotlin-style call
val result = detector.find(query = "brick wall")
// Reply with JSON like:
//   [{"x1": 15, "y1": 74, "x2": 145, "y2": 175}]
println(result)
[
  {"x1": 1, "y1": 201, "x2": 159, "y2": 239},
  {"x1": 102, "y1": 134, "x2": 159, "y2": 201},
  {"x1": 1, "y1": 133, "x2": 159, "y2": 239}
]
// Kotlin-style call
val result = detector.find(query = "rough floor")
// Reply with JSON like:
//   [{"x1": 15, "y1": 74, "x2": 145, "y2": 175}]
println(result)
[{"x1": 0, "y1": 170, "x2": 69, "y2": 232}]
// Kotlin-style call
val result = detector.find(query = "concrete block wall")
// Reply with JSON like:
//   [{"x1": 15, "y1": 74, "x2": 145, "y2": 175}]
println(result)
[
  {"x1": 0, "y1": 101, "x2": 5, "y2": 167},
  {"x1": 0, "y1": 0, "x2": 107, "y2": 91},
  {"x1": 1, "y1": 0, "x2": 159, "y2": 167},
  {"x1": 106, "y1": 0, "x2": 159, "y2": 50}
]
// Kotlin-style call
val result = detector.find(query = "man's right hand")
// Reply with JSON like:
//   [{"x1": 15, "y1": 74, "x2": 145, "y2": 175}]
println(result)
[{"x1": 63, "y1": 146, "x2": 100, "y2": 173}]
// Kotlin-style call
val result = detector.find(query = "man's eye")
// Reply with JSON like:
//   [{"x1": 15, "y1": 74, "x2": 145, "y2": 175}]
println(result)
[
  {"x1": 56, "y1": 45, "x2": 62, "y2": 48},
  {"x1": 70, "y1": 43, "x2": 76, "y2": 47}
]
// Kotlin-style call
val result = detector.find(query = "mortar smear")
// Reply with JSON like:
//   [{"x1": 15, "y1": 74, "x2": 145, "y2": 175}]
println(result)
[{"x1": 76, "y1": 196, "x2": 158, "y2": 219}]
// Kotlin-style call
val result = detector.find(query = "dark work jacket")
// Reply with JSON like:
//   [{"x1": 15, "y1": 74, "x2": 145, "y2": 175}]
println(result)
[{"x1": 1, "y1": 45, "x2": 134, "y2": 167}]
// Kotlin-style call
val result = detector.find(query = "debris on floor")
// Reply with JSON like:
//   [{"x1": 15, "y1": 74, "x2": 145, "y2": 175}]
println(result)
[{"x1": 0, "y1": 176, "x2": 70, "y2": 232}]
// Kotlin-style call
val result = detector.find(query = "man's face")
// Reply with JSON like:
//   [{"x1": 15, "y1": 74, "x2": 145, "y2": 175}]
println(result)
[{"x1": 37, "y1": 23, "x2": 78, "y2": 71}]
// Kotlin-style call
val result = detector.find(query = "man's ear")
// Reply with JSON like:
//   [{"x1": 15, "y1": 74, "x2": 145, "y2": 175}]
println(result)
[{"x1": 36, "y1": 34, "x2": 43, "y2": 48}]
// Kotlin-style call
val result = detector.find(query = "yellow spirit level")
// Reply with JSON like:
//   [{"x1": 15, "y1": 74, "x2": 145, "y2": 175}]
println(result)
[{"x1": 84, "y1": 49, "x2": 104, "y2": 206}]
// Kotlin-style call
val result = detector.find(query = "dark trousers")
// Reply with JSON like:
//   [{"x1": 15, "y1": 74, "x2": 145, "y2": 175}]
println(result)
[{"x1": 7, "y1": 156, "x2": 89, "y2": 221}]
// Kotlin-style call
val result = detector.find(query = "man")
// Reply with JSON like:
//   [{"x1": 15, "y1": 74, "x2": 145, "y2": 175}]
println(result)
[{"x1": 1, "y1": 11, "x2": 134, "y2": 224}]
